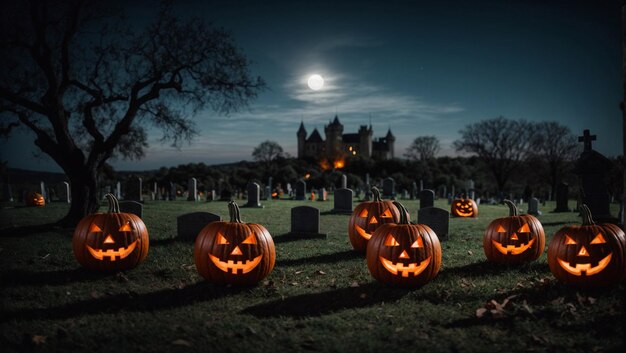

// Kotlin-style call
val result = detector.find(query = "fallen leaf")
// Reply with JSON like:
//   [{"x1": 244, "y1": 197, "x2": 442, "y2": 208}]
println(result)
[
  {"x1": 295, "y1": 270, "x2": 304, "y2": 275},
  {"x1": 315, "y1": 270, "x2": 326, "y2": 275},
  {"x1": 32, "y1": 335, "x2": 46, "y2": 345},
  {"x1": 476, "y1": 308, "x2": 488, "y2": 318},
  {"x1": 171, "y1": 339, "x2": 192, "y2": 347},
  {"x1": 350, "y1": 281, "x2": 360, "y2": 287},
  {"x1": 467, "y1": 250, "x2": 473, "y2": 255}
]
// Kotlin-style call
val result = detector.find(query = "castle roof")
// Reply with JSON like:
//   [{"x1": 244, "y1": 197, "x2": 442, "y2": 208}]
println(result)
[
  {"x1": 386, "y1": 128, "x2": 395, "y2": 138},
  {"x1": 297, "y1": 121, "x2": 307, "y2": 135},
  {"x1": 342, "y1": 133, "x2": 360, "y2": 143},
  {"x1": 307, "y1": 128, "x2": 323, "y2": 143},
  {"x1": 328, "y1": 115, "x2": 342, "y2": 127},
  {"x1": 373, "y1": 139, "x2": 390, "y2": 151}
]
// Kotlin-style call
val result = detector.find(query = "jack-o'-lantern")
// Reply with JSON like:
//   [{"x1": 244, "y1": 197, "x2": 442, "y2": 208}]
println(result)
[
  {"x1": 72, "y1": 193, "x2": 149, "y2": 271},
  {"x1": 366, "y1": 201, "x2": 441, "y2": 288},
  {"x1": 194, "y1": 201, "x2": 275, "y2": 285},
  {"x1": 547, "y1": 204, "x2": 626, "y2": 287},
  {"x1": 348, "y1": 187, "x2": 404, "y2": 253},
  {"x1": 26, "y1": 192, "x2": 45, "y2": 207},
  {"x1": 483, "y1": 200, "x2": 545, "y2": 264},
  {"x1": 451, "y1": 198, "x2": 477, "y2": 218}
]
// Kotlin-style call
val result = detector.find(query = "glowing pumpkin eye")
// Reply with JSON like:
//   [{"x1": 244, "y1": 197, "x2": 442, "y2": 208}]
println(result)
[
  {"x1": 411, "y1": 236, "x2": 424, "y2": 248},
  {"x1": 119, "y1": 223, "x2": 131, "y2": 232},
  {"x1": 90, "y1": 224, "x2": 103, "y2": 233},
  {"x1": 381, "y1": 209, "x2": 392, "y2": 218},
  {"x1": 359, "y1": 209, "x2": 368, "y2": 218},
  {"x1": 217, "y1": 233, "x2": 229, "y2": 245},
  {"x1": 518, "y1": 224, "x2": 530, "y2": 233},
  {"x1": 384, "y1": 234, "x2": 400, "y2": 246},
  {"x1": 369, "y1": 217, "x2": 378, "y2": 224},
  {"x1": 456, "y1": 203, "x2": 461, "y2": 206},
  {"x1": 496, "y1": 225, "x2": 506, "y2": 232},
  {"x1": 590, "y1": 233, "x2": 606, "y2": 244},
  {"x1": 242, "y1": 234, "x2": 257, "y2": 244},
  {"x1": 565, "y1": 235, "x2": 577, "y2": 245}
]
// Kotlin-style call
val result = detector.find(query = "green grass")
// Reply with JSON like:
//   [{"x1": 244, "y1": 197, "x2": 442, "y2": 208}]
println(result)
[{"x1": 1, "y1": 198, "x2": 624, "y2": 353}]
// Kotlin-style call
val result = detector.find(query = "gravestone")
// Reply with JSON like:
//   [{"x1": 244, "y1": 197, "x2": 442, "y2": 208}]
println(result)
[
  {"x1": 528, "y1": 197, "x2": 541, "y2": 216},
  {"x1": 419, "y1": 179, "x2": 424, "y2": 192},
  {"x1": 2, "y1": 183, "x2": 14, "y2": 202},
  {"x1": 410, "y1": 182, "x2": 418, "y2": 200},
  {"x1": 318, "y1": 188, "x2": 328, "y2": 201},
  {"x1": 451, "y1": 185, "x2": 456, "y2": 198},
  {"x1": 187, "y1": 178, "x2": 197, "y2": 201},
  {"x1": 245, "y1": 182, "x2": 263, "y2": 208},
  {"x1": 119, "y1": 200, "x2": 143, "y2": 219},
  {"x1": 125, "y1": 176, "x2": 142, "y2": 202},
  {"x1": 286, "y1": 183, "x2": 292, "y2": 196},
  {"x1": 168, "y1": 182, "x2": 176, "y2": 201},
  {"x1": 417, "y1": 207, "x2": 450, "y2": 241},
  {"x1": 60, "y1": 182, "x2": 70, "y2": 203},
  {"x1": 264, "y1": 186, "x2": 271, "y2": 201},
  {"x1": 364, "y1": 185, "x2": 372, "y2": 201},
  {"x1": 115, "y1": 182, "x2": 122, "y2": 199},
  {"x1": 40, "y1": 181, "x2": 48, "y2": 202},
  {"x1": 419, "y1": 189, "x2": 435, "y2": 209},
  {"x1": 382, "y1": 177, "x2": 395, "y2": 198},
  {"x1": 553, "y1": 182, "x2": 570, "y2": 212},
  {"x1": 402, "y1": 189, "x2": 409, "y2": 200},
  {"x1": 287, "y1": 206, "x2": 327, "y2": 239},
  {"x1": 295, "y1": 180, "x2": 306, "y2": 200},
  {"x1": 177, "y1": 211, "x2": 221, "y2": 241},
  {"x1": 331, "y1": 188, "x2": 353, "y2": 214},
  {"x1": 341, "y1": 174, "x2": 347, "y2": 189}
]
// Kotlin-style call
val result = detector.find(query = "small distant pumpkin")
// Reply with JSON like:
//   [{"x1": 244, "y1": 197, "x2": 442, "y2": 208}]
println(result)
[
  {"x1": 366, "y1": 201, "x2": 441, "y2": 288},
  {"x1": 483, "y1": 200, "x2": 545, "y2": 264},
  {"x1": 72, "y1": 193, "x2": 149, "y2": 271},
  {"x1": 194, "y1": 201, "x2": 275, "y2": 285},
  {"x1": 451, "y1": 198, "x2": 477, "y2": 218},
  {"x1": 547, "y1": 204, "x2": 626, "y2": 287},
  {"x1": 348, "y1": 187, "x2": 404, "y2": 253},
  {"x1": 26, "y1": 192, "x2": 45, "y2": 207}
]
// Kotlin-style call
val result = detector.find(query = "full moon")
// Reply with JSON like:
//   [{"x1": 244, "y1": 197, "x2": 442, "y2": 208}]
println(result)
[{"x1": 307, "y1": 74, "x2": 324, "y2": 91}]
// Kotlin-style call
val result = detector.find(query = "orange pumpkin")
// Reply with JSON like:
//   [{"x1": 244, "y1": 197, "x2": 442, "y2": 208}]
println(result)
[
  {"x1": 72, "y1": 193, "x2": 149, "y2": 271},
  {"x1": 548, "y1": 204, "x2": 626, "y2": 287},
  {"x1": 483, "y1": 200, "x2": 545, "y2": 264},
  {"x1": 451, "y1": 198, "x2": 477, "y2": 217},
  {"x1": 26, "y1": 192, "x2": 45, "y2": 207},
  {"x1": 194, "y1": 201, "x2": 275, "y2": 285},
  {"x1": 366, "y1": 201, "x2": 441, "y2": 288},
  {"x1": 348, "y1": 187, "x2": 404, "y2": 253}
]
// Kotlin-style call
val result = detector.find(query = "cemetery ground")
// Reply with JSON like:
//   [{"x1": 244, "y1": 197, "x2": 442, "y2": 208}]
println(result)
[{"x1": 1, "y1": 199, "x2": 624, "y2": 353}]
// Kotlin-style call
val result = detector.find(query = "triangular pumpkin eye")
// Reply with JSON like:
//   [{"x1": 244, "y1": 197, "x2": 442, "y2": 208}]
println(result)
[
  {"x1": 496, "y1": 225, "x2": 506, "y2": 232},
  {"x1": 217, "y1": 232, "x2": 229, "y2": 245},
  {"x1": 411, "y1": 236, "x2": 424, "y2": 248},
  {"x1": 590, "y1": 233, "x2": 606, "y2": 244},
  {"x1": 518, "y1": 224, "x2": 530, "y2": 233},
  {"x1": 381, "y1": 209, "x2": 392, "y2": 218},
  {"x1": 90, "y1": 224, "x2": 103, "y2": 233},
  {"x1": 359, "y1": 209, "x2": 368, "y2": 218},
  {"x1": 384, "y1": 234, "x2": 400, "y2": 246},
  {"x1": 119, "y1": 223, "x2": 131, "y2": 232},
  {"x1": 369, "y1": 217, "x2": 378, "y2": 224},
  {"x1": 242, "y1": 234, "x2": 257, "y2": 244},
  {"x1": 565, "y1": 235, "x2": 577, "y2": 245}
]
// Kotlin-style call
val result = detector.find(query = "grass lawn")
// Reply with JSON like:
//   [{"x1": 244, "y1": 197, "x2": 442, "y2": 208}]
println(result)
[{"x1": 1, "y1": 198, "x2": 624, "y2": 353}]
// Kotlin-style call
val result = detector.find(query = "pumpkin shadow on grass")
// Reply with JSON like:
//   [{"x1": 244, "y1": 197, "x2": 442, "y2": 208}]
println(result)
[
  {"x1": 242, "y1": 282, "x2": 408, "y2": 318},
  {"x1": 1, "y1": 267, "x2": 112, "y2": 287},
  {"x1": 275, "y1": 249, "x2": 362, "y2": 267},
  {"x1": 1, "y1": 281, "x2": 244, "y2": 322},
  {"x1": 0, "y1": 223, "x2": 68, "y2": 237},
  {"x1": 436, "y1": 260, "x2": 549, "y2": 281}
]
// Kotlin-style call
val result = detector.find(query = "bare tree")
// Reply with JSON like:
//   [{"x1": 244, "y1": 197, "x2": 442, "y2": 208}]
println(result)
[
  {"x1": 0, "y1": 1, "x2": 264, "y2": 225},
  {"x1": 453, "y1": 117, "x2": 535, "y2": 192},
  {"x1": 404, "y1": 136, "x2": 440, "y2": 161},
  {"x1": 252, "y1": 140, "x2": 284, "y2": 169}
]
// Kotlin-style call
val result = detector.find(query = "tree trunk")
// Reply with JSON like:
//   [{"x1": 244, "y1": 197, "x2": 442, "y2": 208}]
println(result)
[{"x1": 57, "y1": 165, "x2": 101, "y2": 227}]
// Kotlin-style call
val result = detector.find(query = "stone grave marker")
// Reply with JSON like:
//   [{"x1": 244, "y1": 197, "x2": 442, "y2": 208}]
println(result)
[
  {"x1": 528, "y1": 197, "x2": 541, "y2": 216},
  {"x1": 295, "y1": 180, "x2": 306, "y2": 200},
  {"x1": 264, "y1": 185, "x2": 271, "y2": 200},
  {"x1": 287, "y1": 206, "x2": 327, "y2": 239},
  {"x1": 40, "y1": 181, "x2": 48, "y2": 202},
  {"x1": 60, "y1": 182, "x2": 70, "y2": 203},
  {"x1": 341, "y1": 174, "x2": 347, "y2": 189},
  {"x1": 382, "y1": 177, "x2": 395, "y2": 198},
  {"x1": 245, "y1": 182, "x2": 263, "y2": 208},
  {"x1": 318, "y1": 188, "x2": 328, "y2": 201},
  {"x1": 177, "y1": 211, "x2": 221, "y2": 241},
  {"x1": 553, "y1": 182, "x2": 570, "y2": 212},
  {"x1": 417, "y1": 207, "x2": 450, "y2": 241},
  {"x1": 115, "y1": 182, "x2": 122, "y2": 199},
  {"x1": 119, "y1": 200, "x2": 143, "y2": 219},
  {"x1": 125, "y1": 176, "x2": 142, "y2": 202},
  {"x1": 1, "y1": 182, "x2": 13, "y2": 202},
  {"x1": 331, "y1": 188, "x2": 353, "y2": 214},
  {"x1": 187, "y1": 178, "x2": 197, "y2": 201},
  {"x1": 419, "y1": 189, "x2": 435, "y2": 209}
]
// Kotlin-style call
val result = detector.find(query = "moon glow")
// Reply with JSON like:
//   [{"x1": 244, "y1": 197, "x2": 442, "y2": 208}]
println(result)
[{"x1": 307, "y1": 74, "x2": 324, "y2": 90}]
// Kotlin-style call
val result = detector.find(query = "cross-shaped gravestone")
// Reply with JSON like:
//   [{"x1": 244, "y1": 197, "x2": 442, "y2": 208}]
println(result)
[{"x1": 578, "y1": 129, "x2": 596, "y2": 152}]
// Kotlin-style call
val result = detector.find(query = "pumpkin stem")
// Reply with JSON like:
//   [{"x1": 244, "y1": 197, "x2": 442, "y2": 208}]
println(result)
[
  {"x1": 392, "y1": 201, "x2": 410, "y2": 224},
  {"x1": 503, "y1": 199, "x2": 518, "y2": 216},
  {"x1": 579, "y1": 204, "x2": 595, "y2": 225},
  {"x1": 105, "y1": 193, "x2": 120, "y2": 213},
  {"x1": 228, "y1": 201, "x2": 243, "y2": 223},
  {"x1": 372, "y1": 187, "x2": 383, "y2": 202}
]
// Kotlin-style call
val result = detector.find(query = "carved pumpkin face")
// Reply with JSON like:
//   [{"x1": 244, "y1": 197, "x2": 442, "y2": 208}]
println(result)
[
  {"x1": 73, "y1": 194, "x2": 149, "y2": 271},
  {"x1": 451, "y1": 198, "x2": 477, "y2": 218},
  {"x1": 195, "y1": 201, "x2": 275, "y2": 285},
  {"x1": 548, "y1": 205, "x2": 626, "y2": 287},
  {"x1": 26, "y1": 192, "x2": 45, "y2": 207},
  {"x1": 366, "y1": 201, "x2": 441, "y2": 288},
  {"x1": 483, "y1": 200, "x2": 545, "y2": 264},
  {"x1": 348, "y1": 187, "x2": 403, "y2": 253}
]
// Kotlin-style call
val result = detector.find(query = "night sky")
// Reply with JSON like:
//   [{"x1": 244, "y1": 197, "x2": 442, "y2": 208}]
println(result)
[{"x1": 1, "y1": 0, "x2": 622, "y2": 172}]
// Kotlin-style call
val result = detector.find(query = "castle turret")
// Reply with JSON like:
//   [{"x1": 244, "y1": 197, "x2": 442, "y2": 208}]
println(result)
[
  {"x1": 324, "y1": 115, "x2": 344, "y2": 160},
  {"x1": 358, "y1": 125, "x2": 373, "y2": 158},
  {"x1": 297, "y1": 121, "x2": 307, "y2": 158},
  {"x1": 386, "y1": 128, "x2": 395, "y2": 159}
]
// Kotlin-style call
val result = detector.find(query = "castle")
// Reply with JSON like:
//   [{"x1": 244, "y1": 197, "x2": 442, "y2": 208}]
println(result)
[{"x1": 297, "y1": 115, "x2": 395, "y2": 162}]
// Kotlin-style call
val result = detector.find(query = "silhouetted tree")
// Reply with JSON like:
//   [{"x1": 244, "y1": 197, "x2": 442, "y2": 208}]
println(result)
[
  {"x1": 252, "y1": 140, "x2": 284, "y2": 170},
  {"x1": 404, "y1": 136, "x2": 440, "y2": 161},
  {"x1": 0, "y1": 1, "x2": 264, "y2": 225}
]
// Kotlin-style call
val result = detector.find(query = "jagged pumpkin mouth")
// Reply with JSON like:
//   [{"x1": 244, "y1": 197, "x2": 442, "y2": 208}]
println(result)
[
  {"x1": 456, "y1": 208, "x2": 473, "y2": 216},
  {"x1": 557, "y1": 254, "x2": 612, "y2": 276},
  {"x1": 492, "y1": 238, "x2": 535, "y2": 255},
  {"x1": 355, "y1": 225, "x2": 372, "y2": 240},
  {"x1": 86, "y1": 240, "x2": 137, "y2": 261},
  {"x1": 379, "y1": 256, "x2": 431, "y2": 277},
  {"x1": 209, "y1": 254, "x2": 263, "y2": 274}
]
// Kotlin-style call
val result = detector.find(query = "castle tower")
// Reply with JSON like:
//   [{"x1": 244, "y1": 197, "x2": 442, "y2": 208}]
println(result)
[
  {"x1": 386, "y1": 128, "x2": 396, "y2": 159},
  {"x1": 324, "y1": 115, "x2": 344, "y2": 159},
  {"x1": 297, "y1": 121, "x2": 307, "y2": 158},
  {"x1": 358, "y1": 125, "x2": 373, "y2": 158}
]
